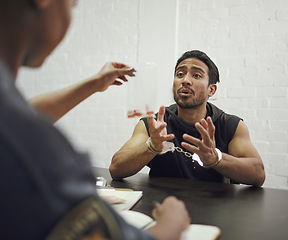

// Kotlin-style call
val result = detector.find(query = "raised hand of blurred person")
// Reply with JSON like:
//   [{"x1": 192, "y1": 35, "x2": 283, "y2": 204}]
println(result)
[
  {"x1": 29, "y1": 62, "x2": 135, "y2": 122},
  {"x1": 90, "y1": 62, "x2": 136, "y2": 92}
]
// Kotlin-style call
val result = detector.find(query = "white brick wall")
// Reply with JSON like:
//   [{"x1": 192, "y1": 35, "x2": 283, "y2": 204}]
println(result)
[{"x1": 17, "y1": 0, "x2": 288, "y2": 189}]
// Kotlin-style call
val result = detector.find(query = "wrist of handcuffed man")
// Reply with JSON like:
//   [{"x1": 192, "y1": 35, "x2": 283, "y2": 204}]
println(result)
[
  {"x1": 146, "y1": 137, "x2": 223, "y2": 169},
  {"x1": 146, "y1": 137, "x2": 162, "y2": 155},
  {"x1": 202, "y1": 148, "x2": 222, "y2": 169}
]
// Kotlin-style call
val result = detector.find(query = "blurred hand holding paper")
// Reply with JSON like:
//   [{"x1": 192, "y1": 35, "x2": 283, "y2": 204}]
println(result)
[{"x1": 119, "y1": 210, "x2": 221, "y2": 240}]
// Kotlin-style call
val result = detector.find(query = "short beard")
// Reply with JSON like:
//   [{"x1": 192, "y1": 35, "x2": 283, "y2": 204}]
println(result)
[{"x1": 173, "y1": 87, "x2": 206, "y2": 109}]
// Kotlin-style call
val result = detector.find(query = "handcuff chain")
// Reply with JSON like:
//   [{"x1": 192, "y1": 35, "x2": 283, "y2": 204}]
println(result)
[{"x1": 174, "y1": 146, "x2": 194, "y2": 160}]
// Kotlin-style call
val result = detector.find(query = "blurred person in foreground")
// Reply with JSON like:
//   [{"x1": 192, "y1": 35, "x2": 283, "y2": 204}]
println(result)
[{"x1": 0, "y1": 0, "x2": 190, "y2": 239}]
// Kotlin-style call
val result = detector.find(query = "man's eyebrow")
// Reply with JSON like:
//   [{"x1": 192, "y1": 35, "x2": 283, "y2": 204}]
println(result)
[
  {"x1": 175, "y1": 65, "x2": 187, "y2": 72},
  {"x1": 175, "y1": 65, "x2": 206, "y2": 74},
  {"x1": 191, "y1": 66, "x2": 205, "y2": 74}
]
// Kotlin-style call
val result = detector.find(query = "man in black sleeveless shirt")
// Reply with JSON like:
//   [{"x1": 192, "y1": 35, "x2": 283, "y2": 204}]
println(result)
[{"x1": 110, "y1": 50, "x2": 265, "y2": 186}]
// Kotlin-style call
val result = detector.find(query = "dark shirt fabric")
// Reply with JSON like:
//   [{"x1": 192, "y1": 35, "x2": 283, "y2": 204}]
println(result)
[
  {"x1": 142, "y1": 103, "x2": 241, "y2": 183},
  {"x1": 0, "y1": 61, "x2": 155, "y2": 240}
]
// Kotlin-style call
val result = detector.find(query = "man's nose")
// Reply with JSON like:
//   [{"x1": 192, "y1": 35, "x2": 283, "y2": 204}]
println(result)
[{"x1": 182, "y1": 73, "x2": 193, "y2": 85}]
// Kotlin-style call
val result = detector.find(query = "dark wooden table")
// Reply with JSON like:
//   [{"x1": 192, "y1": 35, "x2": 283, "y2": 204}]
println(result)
[{"x1": 93, "y1": 167, "x2": 288, "y2": 240}]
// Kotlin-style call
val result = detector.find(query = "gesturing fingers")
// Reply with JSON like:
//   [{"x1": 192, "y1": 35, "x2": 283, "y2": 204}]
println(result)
[
  {"x1": 195, "y1": 119, "x2": 215, "y2": 146},
  {"x1": 147, "y1": 116, "x2": 156, "y2": 129},
  {"x1": 206, "y1": 117, "x2": 216, "y2": 140},
  {"x1": 117, "y1": 75, "x2": 128, "y2": 82},
  {"x1": 200, "y1": 118, "x2": 208, "y2": 130},
  {"x1": 181, "y1": 117, "x2": 218, "y2": 166},
  {"x1": 157, "y1": 105, "x2": 165, "y2": 122},
  {"x1": 181, "y1": 134, "x2": 201, "y2": 153},
  {"x1": 147, "y1": 114, "x2": 174, "y2": 151},
  {"x1": 181, "y1": 118, "x2": 216, "y2": 152},
  {"x1": 195, "y1": 122, "x2": 210, "y2": 144},
  {"x1": 147, "y1": 115, "x2": 167, "y2": 134}
]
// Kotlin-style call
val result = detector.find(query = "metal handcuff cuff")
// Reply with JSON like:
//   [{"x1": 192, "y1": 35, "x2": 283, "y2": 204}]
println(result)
[{"x1": 146, "y1": 137, "x2": 222, "y2": 169}]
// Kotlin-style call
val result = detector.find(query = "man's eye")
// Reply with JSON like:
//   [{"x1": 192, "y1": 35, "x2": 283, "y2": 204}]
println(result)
[
  {"x1": 177, "y1": 72, "x2": 184, "y2": 78},
  {"x1": 193, "y1": 74, "x2": 202, "y2": 78}
]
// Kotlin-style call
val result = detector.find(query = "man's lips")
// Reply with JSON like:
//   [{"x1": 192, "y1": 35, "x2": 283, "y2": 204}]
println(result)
[{"x1": 177, "y1": 87, "x2": 195, "y2": 96}]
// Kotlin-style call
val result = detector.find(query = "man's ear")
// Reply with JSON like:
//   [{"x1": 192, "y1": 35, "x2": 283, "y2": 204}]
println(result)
[
  {"x1": 32, "y1": 0, "x2": 51, "y2": 9},
  {"x1": 208, "y1": 84, "x2": 217, "y2": 97}
]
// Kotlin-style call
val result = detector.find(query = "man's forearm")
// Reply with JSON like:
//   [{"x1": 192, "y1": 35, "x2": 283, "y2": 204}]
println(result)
[
  {"x1": 29, "y1": 79, "x2": 97, "y2": 122},
  {"x1": 29, "y1": 63, "x2": 136, "y2": 122},
  {"x1": 109, "y1": 143, "x2": 156, "y2": 180},
  {"x1": 213, "y1": 153, "x2": 265, "y2": 186}
]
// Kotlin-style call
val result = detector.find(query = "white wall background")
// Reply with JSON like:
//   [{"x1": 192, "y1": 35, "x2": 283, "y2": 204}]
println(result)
[{"x1": 17, "y1": 0, "x2": 288, "y2": 189}]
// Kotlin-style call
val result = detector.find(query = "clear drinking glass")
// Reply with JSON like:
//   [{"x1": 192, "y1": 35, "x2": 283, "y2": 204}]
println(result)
[{"x1": 126, "y1": 63, "x2": 157, "y2": 118}]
